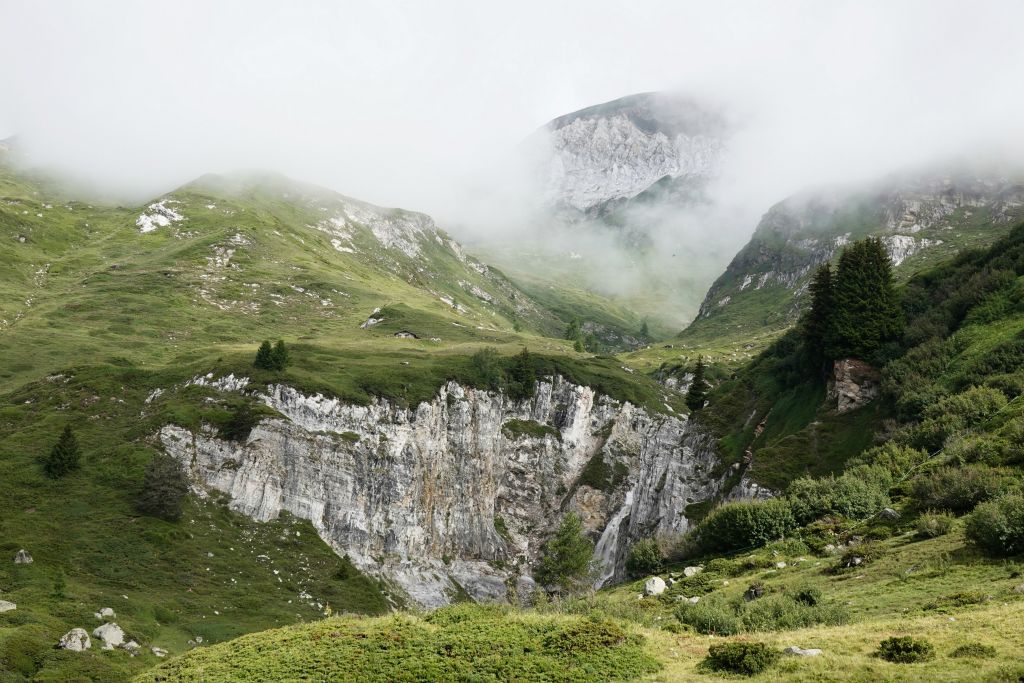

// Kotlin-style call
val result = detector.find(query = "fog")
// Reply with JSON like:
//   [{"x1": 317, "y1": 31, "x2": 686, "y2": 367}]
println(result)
[{"x1": 2, "y1": 0, "x2": 1024, "y2": 317}]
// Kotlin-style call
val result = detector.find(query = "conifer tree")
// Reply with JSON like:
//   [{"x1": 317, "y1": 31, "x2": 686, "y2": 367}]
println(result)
[
  {"x1": 136, "y1": 453, "x2": 190, "y2": 522},
  {"x1": 506, "y1": 347, "x2": 537, "y2": 401},
  {"x1": 271, "y1": 340, "x2": 289, "y2": 371},
  {"x1": 828, "y1": 237, "x2": 903, "y2": 360},
  {"x1": 254, "y1": 340, "x2": 274, "y2": 370},
  {"x1": 685, "y1": 356, "x2": 708, "y2": 412},
  {"x1": 565, "y1": 317, "x2": 582, "y2": 341},
  {"x1": 640, "y1": 319, "x2": 650, "y2": 339},
  {"x1": 803, "y1": 263, "x2": 836, "y2": 368},
  {"x1": 44, "y1": 425, "x2": 81, "y2": 478},
  {"x1": 534, "y1": 512, "x2": 594, "y2": 593}
]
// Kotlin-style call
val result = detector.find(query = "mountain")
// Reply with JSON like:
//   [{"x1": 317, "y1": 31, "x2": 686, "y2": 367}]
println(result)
[
  {"x1": 535, "y1": 91, "x2": 727, "y2": 219},
  {"x1": 682, "y1": 170, "x2": 1024, "y2": 347}
]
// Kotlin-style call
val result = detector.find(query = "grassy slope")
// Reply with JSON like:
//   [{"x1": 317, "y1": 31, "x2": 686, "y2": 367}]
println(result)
[{"x1": 140, "y1": 526, "x2": 1024, "y2": 682}]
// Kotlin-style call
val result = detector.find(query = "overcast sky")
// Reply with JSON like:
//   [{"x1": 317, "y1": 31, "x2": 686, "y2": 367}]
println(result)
[{"x1": 2, "y1": 0, "x2": 1023, "y2": 224}]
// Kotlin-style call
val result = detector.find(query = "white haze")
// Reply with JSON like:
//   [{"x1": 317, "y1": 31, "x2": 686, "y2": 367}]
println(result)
[{"x1": 2, "y1": 0, "x2": 1023, "y2": 324}]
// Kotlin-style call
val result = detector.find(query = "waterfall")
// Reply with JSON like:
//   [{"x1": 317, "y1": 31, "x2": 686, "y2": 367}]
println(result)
[{"x1": 592, "y1": 489, "x2": 634, "y2": 589}]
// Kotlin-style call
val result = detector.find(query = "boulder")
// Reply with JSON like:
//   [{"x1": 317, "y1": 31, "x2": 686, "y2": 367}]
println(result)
[
  {"x1": 92, "y1": 622, "x2": 126, "y2": 650},
  {"x1": 683, "y1": 566, "x2": 702, "y2": 578},
  {"x1": 121, "y1": 640, "x2": 141, "y2": 657},
  {"x1": 59, "y1": 628, "x2": 91, "y2": 651},
  {"x1": 784, "y1": 646, "x2": 823, "y2": 657},
  {"x1": 1013, "y1": 583, "x2": 1024, "y2": 595},
  {"x1": 775, "y1": 561, "x2": 787, "y2": 569},
  {"x1": 13, "y1": 549, "x2": 32, "y2": 564},
  {"x1": 880, "y1": 507, "x2": 900, "y2": 520},
  {"x1": 0, "y1": 600, "x2": 16, "y2": 612},
  {"x1": 94, "y1": 607, "x2": 116, "y2": 620},
  {"x1": 643, "y1": 577, "x2": 666, "y2": 596},
  {"x1": 152, "y1": 647, "x2": 169, "y2": 657},
  {"x1": 686, "y1": 596, "x2": 700, "y2": 604}
]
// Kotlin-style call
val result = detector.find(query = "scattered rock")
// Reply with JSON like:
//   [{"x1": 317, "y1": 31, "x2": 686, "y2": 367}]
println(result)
[
  {"x1": 152, "y1": 647, "x2": 168, "y2": 657},
  {"x1": 13, "y1": 549, "x2": 32, "y2": 564},
  {"x1": 683, "y1": 566, "x2": 702, "y2": 578},
  {"x1": 92, "y1": 622, "x2": 126, "y2": 650},
  {"x1": 880, "y1": 507, "x2": 900, "y2": 520},
  {"x1": 847, "y1": 556, "x2": 863, "y2": 567},
  {"x1": 643, "y1": 577, "x2": 667, "y2": 596},
  {"x1": 775, "y1": 561, "x2": 787, "y2": 569},
  {"x1": 59, "y1": 628, "x2": 91, "y2": 651},
  {"x1": 94, "y1": 607, "x2": 116, "y2": 620},
  {"x1": 823, "y1": 544, "x2": 837, "y2": 554},
  {"x1": 194, "y1": 635, "x2": 204, "y2": 644},
  {"x1": 1012, "y1": 583, "x2": 1024, "y2": 595},
  {"x1": 744, "y1": 583, "x2": 765, "y2": 601},
  {"x1": 0, "y1": 600, "x2": 16, "y2": 612},
  {"x1": 687, "y1": 596, "x2": 700, "y2": 604},
  {"x1": 122, "y1": 640, "x2": 141, "y2": 656},
  {"x1": 784, "y1": 646, "x2": 823, "y2": 657}
]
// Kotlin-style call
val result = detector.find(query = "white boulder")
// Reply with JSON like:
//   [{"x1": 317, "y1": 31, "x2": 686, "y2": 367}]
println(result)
[
  {"x1": 13, "y1": 549, "x2": 32, "y2": 564},
  {"x1": 0, "y1": 600, "x2": 15, "y2": 612},
  {"x1": 92, "y1": 622, "x2": 126, "y2": 650},
  {"x1": 643, "y1": 576, "x2": 667, "y2": 596},
  {"x1": 94, "y1": 607, "x2": 115, "y2": 620},
  {"x1": 121, "y1": 640, "x2": 141, "y2": 656},
  {"x1": 59, "y1": 628, "x2": 91, "y2": 651},
  {"x1": 152, "y1": 647, "x2": 169, "y2": 657},
  {"x1": 683, "y1": 566, "x2": 702, "y2": 577},
  {"x1": 784, "y1": 646, "x2": 823, "y2": 657}
]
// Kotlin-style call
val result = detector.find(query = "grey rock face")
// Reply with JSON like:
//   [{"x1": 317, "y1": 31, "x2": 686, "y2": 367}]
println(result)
[
  {"x1": 161, "y1": 376, "x2": 728, "y2": 608},
  {"x1": 826, "y1": 359, "x2": 881, "y2": 413},
  {"x1": 59, "y1": 628, "x2": 91, "y2": 651}
]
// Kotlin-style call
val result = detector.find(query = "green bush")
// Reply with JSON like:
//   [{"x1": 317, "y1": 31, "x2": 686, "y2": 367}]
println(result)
[
  {"x1": 674, "y1": 597, "x2": 741, "y2": 635},
  {"x1": 682, "y1": 499, "x2": 796, "y2": 557},
  {"x1": 625, "y1": 538, "x2": 662, "y2": 577},
  {"x1": 965, "y1": 493, "x2": 1024, "y2": 556},
  {"x1": 787, "y1": 474, "x2": 891, "y2": 525},
  {"x1": 923, "y1": 591, "x2": 988, "y2": 611},
  {"x1": 909, "y1": 464, "x2": 1009, "y2": 513},
  {"x1": 541, "y1": 617, "x2": 627, "y2": 654},
  {"x1": 950, "y1": 643, "x2": 997, "y2": 658},
  {"x1": 739, "y1": 594, "x2": 847, "y2": 632},
  {"x1": 915, "y1": 510, "x2": 955, "y2": 539},
  {"x1": 704, "y1": 642, "x2": 780, "y2": 676},
  {"x1": 876, "y1": 636, "x2": 935, "y2": 663}
]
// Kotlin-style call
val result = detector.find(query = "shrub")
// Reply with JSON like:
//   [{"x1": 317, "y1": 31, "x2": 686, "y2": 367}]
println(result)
[
  {"x1": 946, "y1": 434, "x2": 1012, "y2": 466},
  {"x1": 950, "y1": 643, "x2": 997, "y2": 658},
  {"x1": 136, "y1": 453, "x2": 190, "y2": 522},
  {"x1": 740, "y1": 594, "x2": 847, "y2": 632},
  {"x1": 851, "y1": 443, "x2": 929, "y2": 479},
  {"x1": 876, "y1": 636, "x2": 935, "y2": 663},
  {"x1": 625, "y1": 538, "x2": 662, "y2": 577},
  {"x1": 704, "y1": 642, "x2": 780, "y2": 676},
  {"x1": 909, "y1": 464, "x2": 1009, "y2": 513},
  {"x1": 791, "y1": 585, "x2": 822, "y2": 607},
  {"x1": 915, "y1": 511, "x2": 955, "y2": 539},
  {"x1": 470, "y1": 347, "x2": 502, "y2": 390},
  {"x1": 787, "y1": 474, "x2": 890, "y2": 525},
  {"x1": 220, "y1": 402, "x2": 259, "y2": 442},
  {"x1": 43, "y1": 425, "x2": 81, "y2": 478},
  {"x1": 542, "y1": 617, "x2": 627, "y2": 654},
  {"x1": 965, "y1": 493, "x2": 1024, "y2": 556},
  {"x1": 674, "y1": 597, "x2": 741, "y2": 635},
  {"x1": 834, "y1": 541, "x2": 884, "y2": 571},
  {"x1": 683, "y1": 499, "x2": 796, "y2": 557},
  {"x1": 923, "y1": 591, "x2": 988, "y2": 611}
]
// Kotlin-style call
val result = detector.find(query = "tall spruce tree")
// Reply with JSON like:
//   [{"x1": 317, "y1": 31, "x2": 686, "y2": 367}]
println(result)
[
  {"x1": 44, "y1": 425, "x2": 81, "y2": 478},
  {"x1": 685, "y1": 356, "x2": 708, "y2": 412},
  {"x1": 136, "y1": 453, "x2": 190, "y2": 522},
  {"x1": 803, "y1": 263, "x2": 836, "y2": 369},
  {"x1": 254, "y1": 340, "x2": 274, "y2": 370},
  {"x1": 828, "y1": 237, "x2": 903, "y2": 360}
]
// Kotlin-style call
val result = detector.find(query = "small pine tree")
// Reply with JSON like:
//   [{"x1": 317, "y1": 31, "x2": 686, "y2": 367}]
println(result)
[
  {"x1": 565, "y1": 317, "x2": 582, "y2": 341},
  {"x1": 535, "y1": 512, "x2": 594, "y2": 593},
  {"x1": 573, "y1": 338, "x2": 584, "y2": 353},
  {"x1": 254, "y1": 340, "x2": 275, "y2": 370},
  {"x1": 640, "y1": 319, "x2": 650, "y2": 338},
  {"x1": 506, "y1": 347, "x2": 537, "y2": 401},
  {"x1": 685, "y1": 356, "x2": 708, "y2": 412},
  {"x1": 803, "y1": 263, "x2": 835, "y2": 369},
  {"x1": 136, "y1": 453, "x2": 190, "y2": 522},
  {"x1": 44, "y1": 425, "x2": 81, "y2": 478},
  {"x1": 271, "y1": 340, "x2": 289, "y2": 371}
]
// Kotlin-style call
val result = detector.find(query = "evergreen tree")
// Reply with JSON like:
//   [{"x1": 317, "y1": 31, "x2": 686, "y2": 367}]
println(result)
[
  {"x1": 828, "y1": 238, "x2": 903, "y2": 360},
  {"x1": 640, "y1": 319, "x2": 650, "y2": 339},
  {"x1": 271, "y1": 340, "x2": 289, "y2": 371},
  {"x1": 506, "y1": 347, "x2": 537, "y2": 401},
  {"x1": 534, "y1": 512, "x2": 594, "y2": 593},
  {"x1": 685, "y1": 356, "x2": 708, "y2": 412},
  {"x1": 44, "y1": 425, "x2": 80, "y2": 478},
  {"x1": 564, "y1": 317, "x2": 582, "y2": 342},
  {"x1": 254, "y1": 340, "x2": 274, "y2": 369},
  {"x1": 136, "y1": 453, "x2": 190, "y2": 522},
  {"x1": 803, "y1": 263, "x2": 836, "y2": 368}
]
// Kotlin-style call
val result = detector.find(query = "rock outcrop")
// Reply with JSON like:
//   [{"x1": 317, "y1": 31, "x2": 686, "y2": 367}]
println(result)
[
  {"x1": 58, "y1": 628, "x2": 91, "y2": 651},
  {"x1": 13, "y1": 549, "x2": 32, "y2": 564},
  {"x1": 826, "y1": 359, "x2": 881, "y2": 413},
  {"x1": 160, "y1": 376, "x2": 728, "y2": 608},
  {"x1": 0, "y1": 600, "x2": 15, "y2": 612}
]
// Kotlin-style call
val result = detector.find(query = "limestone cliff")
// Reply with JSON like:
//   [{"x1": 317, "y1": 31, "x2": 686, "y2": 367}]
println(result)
[{"x1": 159, "y1": 376, "x2": 726, "y2": 608}]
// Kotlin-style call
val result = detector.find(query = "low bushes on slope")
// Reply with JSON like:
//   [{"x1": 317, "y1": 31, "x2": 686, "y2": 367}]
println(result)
[
  {"x1": 965, "y1": 493, "x2": 1024, "y2": 556},
  {"x1": 136, "y1": 606, "x2": 660, "y2": 683},
  {"x1": 675, "y1": 499, "x2": 796, "y2": 559}
]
